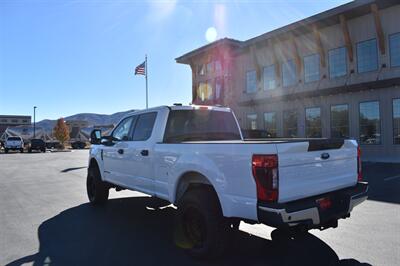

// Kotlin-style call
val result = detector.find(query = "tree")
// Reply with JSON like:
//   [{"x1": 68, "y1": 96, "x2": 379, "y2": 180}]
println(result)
[{"x1": 53, "y1": 118, "x2": 70, "y2": 149}]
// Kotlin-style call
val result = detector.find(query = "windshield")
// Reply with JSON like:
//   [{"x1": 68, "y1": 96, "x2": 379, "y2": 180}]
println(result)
[
  {"x1": 8, "y1": 137, "x2": 21, "y2": 141},
  {"x1": 164, "y1": 110, "x2": 241, "y2": 142}
]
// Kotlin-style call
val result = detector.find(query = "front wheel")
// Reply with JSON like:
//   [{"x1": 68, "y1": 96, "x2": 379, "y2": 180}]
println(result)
[
  {"x1": 4, "y1": 148, "x2": 8, "y2": 153},
  {"x1": 20, "y1": 148, "x2": 24, "y2": 153},
  {"x1": 86, "y1": 167, "x2": 109, "y2": 205},
  {"x1": 175, "y1": 187, "x2": 229, "y2": 259}
]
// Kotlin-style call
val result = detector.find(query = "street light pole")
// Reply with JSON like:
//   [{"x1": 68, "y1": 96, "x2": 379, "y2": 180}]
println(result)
[{"x1": 33, "y1": 106, "x2": 37, "y2": 138}]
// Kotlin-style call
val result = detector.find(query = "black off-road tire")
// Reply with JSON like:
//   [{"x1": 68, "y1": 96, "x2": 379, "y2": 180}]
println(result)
[
  {"x1": 20, "y1": 148, "x2": 24, "y2": 153},
  {"x1": 175, "y1": 186, "x2": 230, "y2": 259},
  {"x1": 5, "y1": 148, "x2": 9, "y2": 153},
  {"x1": 86, "y1": 166, "x2": 109, "y2": 205}
]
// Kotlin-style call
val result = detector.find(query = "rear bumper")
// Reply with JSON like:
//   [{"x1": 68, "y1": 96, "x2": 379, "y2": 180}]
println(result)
[{"x1": 257, "y1": 182, "x2": 368, "y2": 229}]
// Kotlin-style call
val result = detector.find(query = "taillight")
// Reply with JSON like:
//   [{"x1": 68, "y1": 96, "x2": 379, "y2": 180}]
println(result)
[
  {"x1": 357, "y1": 146, "x2": 362, "y2": 182},
  {"x1": 252, "y1": 154, "x2": 278, "y2": 202}
]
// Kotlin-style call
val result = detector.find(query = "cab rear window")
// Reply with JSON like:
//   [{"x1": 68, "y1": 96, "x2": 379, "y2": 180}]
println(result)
[{"x1": 164, "y1": 110, "x2": 241, "y2": 143}]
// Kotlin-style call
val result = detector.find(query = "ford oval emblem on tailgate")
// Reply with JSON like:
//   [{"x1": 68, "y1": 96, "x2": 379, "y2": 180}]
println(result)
[{"x1": 321, "y1": 153, "x2": 330, "y2": 160}]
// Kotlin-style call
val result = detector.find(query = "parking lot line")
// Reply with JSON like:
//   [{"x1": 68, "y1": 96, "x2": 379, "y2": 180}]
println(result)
[{"x1": 384, "y1": 174, "x2": 400, "y2": 182}]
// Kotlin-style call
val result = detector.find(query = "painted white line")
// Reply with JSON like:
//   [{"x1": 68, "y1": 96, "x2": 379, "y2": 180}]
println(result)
[{"x1": 384, "y1": 175, "x2": 400, "y2": 182}]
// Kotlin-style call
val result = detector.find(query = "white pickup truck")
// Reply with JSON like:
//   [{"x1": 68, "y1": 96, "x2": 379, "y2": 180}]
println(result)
[
  {"x1": 87, "y1": 105, "x2": 368, "y2": 258},
  {"x1": 4, "y1": 136, "x2": 24, "y2": 153}
]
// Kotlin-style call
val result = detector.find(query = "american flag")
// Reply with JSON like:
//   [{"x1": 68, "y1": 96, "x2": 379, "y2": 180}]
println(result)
[{"x1": 135, "y1": 61, "x2": 146, "y2": 75}]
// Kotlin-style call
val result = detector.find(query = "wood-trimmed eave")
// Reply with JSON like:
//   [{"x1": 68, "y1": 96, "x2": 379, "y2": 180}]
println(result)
[{"x1": 238, "y1": 77, "x2": 400, "y2": 107}]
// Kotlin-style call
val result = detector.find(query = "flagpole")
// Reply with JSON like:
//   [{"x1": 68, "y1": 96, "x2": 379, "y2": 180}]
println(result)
[{"x1": 145, "y1": 54, "x2": 148, "y2": 109}]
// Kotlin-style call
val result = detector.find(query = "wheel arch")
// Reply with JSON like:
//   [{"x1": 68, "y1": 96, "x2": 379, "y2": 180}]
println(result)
[
  {"x1": 88, "y1": 157, "x2": 104, "y2": 181},
  {"x1": 174, "y1": 171, "x2": 225, "y2": 216}
]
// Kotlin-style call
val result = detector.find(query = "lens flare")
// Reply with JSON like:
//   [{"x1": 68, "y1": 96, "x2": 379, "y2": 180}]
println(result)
[{"x1": 205, "y1": 27, "x2": 217, "y2": 43}]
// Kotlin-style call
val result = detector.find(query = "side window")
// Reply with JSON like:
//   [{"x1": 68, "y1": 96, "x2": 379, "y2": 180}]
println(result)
[
  {"x1": 112, "y1": 116, "x2": 135, "y2": 141},
  {"x1": 132, "y1": 112, "x2": 157, "y2": 141}
]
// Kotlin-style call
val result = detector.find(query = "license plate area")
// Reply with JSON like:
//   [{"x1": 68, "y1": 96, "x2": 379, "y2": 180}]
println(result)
[{"x1": 317, "y1": 194, "x2": 350, "y2": 222}]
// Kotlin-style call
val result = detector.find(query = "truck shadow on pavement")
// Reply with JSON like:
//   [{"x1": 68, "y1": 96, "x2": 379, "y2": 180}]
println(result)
[{"x1": 6, "y1": 197, "x2": 371, "y2": 266}]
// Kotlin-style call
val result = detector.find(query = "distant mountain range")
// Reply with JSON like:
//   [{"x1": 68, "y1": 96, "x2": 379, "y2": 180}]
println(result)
[{"x1": 36, "y1": 109, "x2": 136, "y2": 133}]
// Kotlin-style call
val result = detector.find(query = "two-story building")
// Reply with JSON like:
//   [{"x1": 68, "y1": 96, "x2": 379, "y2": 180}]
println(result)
[
  {"x1": 176, "y1": 0, "x2": 400, "y2": 162},
  {"x1": 0, "y1": 115, "x2": 32, "y2": 138}
]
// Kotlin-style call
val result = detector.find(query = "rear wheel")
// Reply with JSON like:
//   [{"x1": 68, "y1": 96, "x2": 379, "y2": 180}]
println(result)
[
  {"x1": 29, "y1": 149, "x2": 32, "y2": 153},
  {"x1": 175, "y1": 187, "x2": 229, "y2": 259},
  {"x1": 20, "y1": 148, "x2": 24, "y2": 153},
  {"x1": 4, "y1": 148, "x2": 8, "y2": 153},
  {"x1": 86, "y1": 166, "x2": 109, "y2": 205}
]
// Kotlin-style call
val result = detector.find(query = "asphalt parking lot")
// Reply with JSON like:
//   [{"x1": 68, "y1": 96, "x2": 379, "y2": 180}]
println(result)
[{"x1": 0, "y1": 150, "x2": 399, "y2": 266}]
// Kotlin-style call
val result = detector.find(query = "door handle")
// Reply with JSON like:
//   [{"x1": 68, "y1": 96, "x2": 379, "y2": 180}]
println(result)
[
  {"x1": 118, "y1": 149, "x2": 124, "y2": 155},
  {"x1": 140, "y1": 149, "x2": 149, "y2": 156}
]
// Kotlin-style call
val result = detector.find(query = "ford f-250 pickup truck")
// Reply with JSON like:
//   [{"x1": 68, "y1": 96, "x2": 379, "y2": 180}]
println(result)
[{"x1": 87, "y1": 105, "x2": 368, "y2": 258}]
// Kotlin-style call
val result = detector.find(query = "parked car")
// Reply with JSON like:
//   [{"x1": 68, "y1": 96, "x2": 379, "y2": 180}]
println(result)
[
  {"x1": 4, "y1": 136, "x2": 24, "y2": 153},
  {"x1": 45, "y1": 140, "x2": 60, "y2": 149},
  {"x1": 241, "y1": 129, "x2": 273, "y2": 139},
  {"x1": 71, "y1": 140, "x2": 86, "y2": 149},
  {"x1": 87, "y1": 105, "x2": 368, "y2": 258},
  {"x1": 29, "y1": 139, "x2": 46, "y2": 153}
]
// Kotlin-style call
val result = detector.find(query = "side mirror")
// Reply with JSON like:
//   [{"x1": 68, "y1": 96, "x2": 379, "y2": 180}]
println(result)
[{"x1": 90, "y1": 129, "x2": 102, "y2": 145}]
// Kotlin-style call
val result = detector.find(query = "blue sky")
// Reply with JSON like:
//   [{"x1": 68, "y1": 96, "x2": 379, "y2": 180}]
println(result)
[{"x1": 0, "y1": 0, "x2": 350, "y2": 121}]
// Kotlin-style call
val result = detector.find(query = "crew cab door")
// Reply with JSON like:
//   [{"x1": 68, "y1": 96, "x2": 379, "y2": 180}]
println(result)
[
  {"x1": 102, "y1": 115, "x2": 137, "y2": 187},
  {"x1": 126, "y1": 112, "x2": 157, "y2": 195}
]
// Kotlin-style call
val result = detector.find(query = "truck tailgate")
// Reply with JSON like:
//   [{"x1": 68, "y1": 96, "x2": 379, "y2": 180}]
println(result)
[{"x1": 277, "y1": 139, "x2": 358, "y2": 203}]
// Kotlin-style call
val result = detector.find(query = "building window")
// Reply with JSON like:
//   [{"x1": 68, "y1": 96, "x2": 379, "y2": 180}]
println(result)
[
  {"x1": 393, "y1": 99, "x2": 400, "y2": 144},
  {"x1": 304, "y1": 54, "x2": 320, "y2": 83},
  {"x1": 305, "y1": 107, "x2": 322, "y2": 137},
  {"x1": 215, "y1": 60, "x2": 222, "y2": 74},
  {"x1": 263, "y1": 65, "x2": 276, "y2": 90},
  {"x1": 359, "y1": 101, "x2": 381, "y2": 144},
  {"x1": 215, "y1": 78, "x2": 222, "y2": 100},
  {"x1": 247, "y1": 114, "x2": 258, "y2": 130},
  {"x1": 329, "y1": 47, "x2": 347, "y2": 78},
  {"x1": 197, "y1": 82, "x2": 212, "y2": 101},
  {"x1": 283, "y1": 110, "x2": 297, "y2": 137},
  {"x1": 1, "y1": 119, "x2": 7, "y2": 123},
  {"x1": 264, "y1": 112, "x2": 277, "y2": 137},
  {"x1": 198, "y1": 64, "x2": 205, "y2": 76},
  {"x1": 22, "y1": 120, "x2": 28, "y2": 123},
  {"x1": 390, "y1": 33, "x2": 400, "y2": 67},
  {"x1": 357, "y1": 39, "x2": 378, "y2": 73},
  {"x1": 282, "y1": 59, "x2": 296, "y2": 87},
  {"x1": 206, "y1": 62, "x2": 213, "y2": 74},
  {"x1": 246, "y1": 70, "x2": 257, "y2": 93},
  {"x1": 11, "y1": 119, "x2": 18, "y2": 123},
  {"x1": 331, "y1": 104, "x2": 349, "y2": 138}
]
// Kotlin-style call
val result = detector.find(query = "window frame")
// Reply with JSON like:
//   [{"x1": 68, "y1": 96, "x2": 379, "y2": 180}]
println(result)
[
  {"x1": 131, "y1": 112, "x2": 158, "y2": 141},
  {"x1": 263, "y1": 111, "x2": 277, "y2": 137},
  {"x1": 111, "y1": 115, "x2": 137, "y2": 141},
  {"x1": 393, "y1": 98, "x2": 400, "y2": 145},
  {"x1": 328, "y1": 46, "x2": 348, "y2": 79},
  {"x1": 263, "y1": 64, "x2": 276, "y2": 90},
  {"x1": 246, "y1": 113, "x2": 258, "y2": 130},
  {"x1": 245, "y1": 70, "x2": 257, "y2": 94},
  {"x1": 282, "y1": 109, "x2": 298, "y2": 138},
  {"x1": 356, "y1": 38, "x2": 378, "y2": 74},
  {"x1": 305, "y1": 106, "x2": 322, "y2": 138},
  {"x1": 358, "y1": 100, "x2": 382, "y2": 145},
  {"x1": 282, "y1": 59, "x2": 297, "y2": 87},
  {"x1": 330, "y1": 103, "x2": 350, "y2": 139},
  {"x1": 303, "y1": 53, "x2": 320, "y2": 83},
  {"x1": 389, "y1": 32, "x2": 400, "y2": 68}
]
